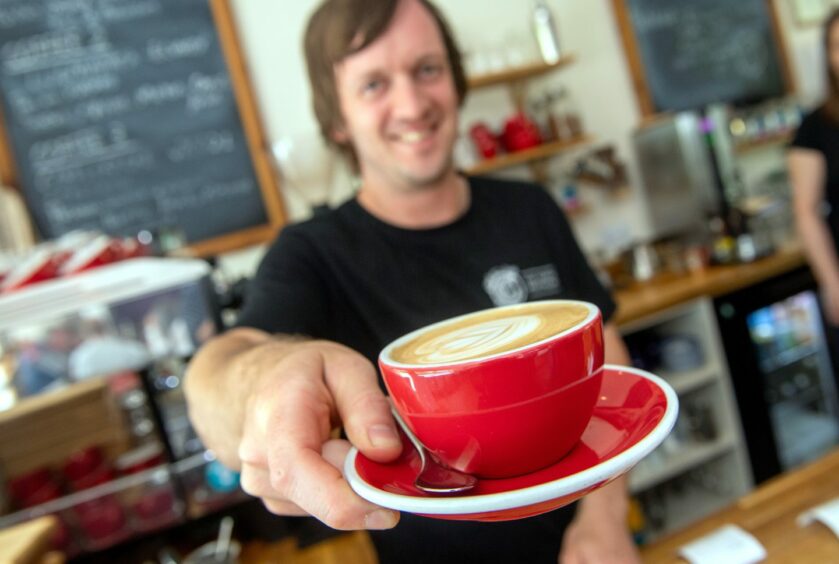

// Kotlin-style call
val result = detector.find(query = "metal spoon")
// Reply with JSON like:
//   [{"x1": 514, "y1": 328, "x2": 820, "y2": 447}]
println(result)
[
  {"x1": 389, "y1": 405, "x2": 477, "y2": 494},
  {"x1": 214, "y1": 516, "x2": 233, "y2": 562}
]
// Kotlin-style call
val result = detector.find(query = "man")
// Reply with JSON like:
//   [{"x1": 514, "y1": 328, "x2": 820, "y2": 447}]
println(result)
[{"x1": 185, "y1": 0, "x2": 640, "y2": 562}]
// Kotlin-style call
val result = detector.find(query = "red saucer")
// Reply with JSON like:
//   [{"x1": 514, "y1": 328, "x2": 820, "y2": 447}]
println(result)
[{"x1": 345, "y1": 366, "x2": 677, "y2": 521}]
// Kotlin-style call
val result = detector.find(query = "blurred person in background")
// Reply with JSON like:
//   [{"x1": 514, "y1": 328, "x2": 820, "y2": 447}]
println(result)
[
  {"x1": 186, "y1": 0, "x2": 639, "y2": 562},
  {"x1": 789, "y1": 9, "x2": 839, "y2": 327}
]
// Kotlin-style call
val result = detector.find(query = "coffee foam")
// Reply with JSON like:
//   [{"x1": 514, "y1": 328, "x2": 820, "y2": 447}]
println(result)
[{"x1": 389, "y1": 302, "x2": 590, "y2": 365}]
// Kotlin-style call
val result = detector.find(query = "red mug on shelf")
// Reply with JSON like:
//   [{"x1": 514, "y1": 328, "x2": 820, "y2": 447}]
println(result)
[
  {"x1": 501, "y1": 112, "x2": 543, "y2": 153},
  {"x1": 380, "y1": 300, "x2": 604, "y2": 478},
  {"x1": 468, "y1": 123, "x2": 502, "y2": 159}
]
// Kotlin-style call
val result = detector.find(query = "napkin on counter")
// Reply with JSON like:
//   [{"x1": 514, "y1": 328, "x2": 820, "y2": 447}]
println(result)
[
  {"x1": 798, "y1": 497, "x2": 839, "y2": 538},
  {"x1": 677, "y1": 524, "x2": 766, "y2": 564}
]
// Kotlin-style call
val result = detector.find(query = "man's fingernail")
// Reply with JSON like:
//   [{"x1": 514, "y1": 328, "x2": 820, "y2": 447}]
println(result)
[
  {"x1": 365, "y1": 509, "x2": 398, "y2": 529},
  {"x1": 368, "y1": 424, "x2": 400, "y2": 448}
]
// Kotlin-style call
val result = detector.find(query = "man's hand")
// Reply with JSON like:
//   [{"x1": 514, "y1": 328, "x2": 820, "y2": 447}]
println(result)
[{"x1": 186, "y1": 333, "x2": 403, "y2": 530}]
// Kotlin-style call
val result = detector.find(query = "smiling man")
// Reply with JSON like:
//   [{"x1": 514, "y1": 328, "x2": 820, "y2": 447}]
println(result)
[{"x1": 185, "y1": 1, "x2": 640, "y2": 562}]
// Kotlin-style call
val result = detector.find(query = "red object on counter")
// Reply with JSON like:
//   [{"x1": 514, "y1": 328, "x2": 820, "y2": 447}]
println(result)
[
  {"x1": 60, "y1": 236, "x2": 124, "y2": 276},
  {"x1": 501, "y1": 112, "x2": 543, "y2": 152},
  {"x1": 63, "y1": 446, "x2": 116, "y2": 492},
  {"x1": 74, "y1": 495, "x2": 129, "y2": 550},
  {"x1": 7, "y1": 467, "x2": 63, "y2": 509},
  {"x1": 0, "y1": 249, "x2": 65, "y2": 293}
]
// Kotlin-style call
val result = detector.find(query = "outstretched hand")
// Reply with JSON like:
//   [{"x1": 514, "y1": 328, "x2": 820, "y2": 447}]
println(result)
[{"x1": 236, "y1": 340, "x2": 403, "y2": 530}]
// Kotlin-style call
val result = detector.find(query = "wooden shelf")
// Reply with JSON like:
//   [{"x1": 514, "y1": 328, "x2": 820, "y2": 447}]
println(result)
[
  {"x1": 467, "y1": 54, "x2": 576, "y2": 90},
  {"x1": 464, "y1": 135, "x2": 592, "y2": 176}
]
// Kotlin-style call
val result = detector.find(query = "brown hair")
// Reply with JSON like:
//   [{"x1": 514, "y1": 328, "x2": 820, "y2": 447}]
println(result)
[
  {"x1": 303, "y1": 0, "x2": 468, "y2": 169},
  {"x1": 823, "y1": 9, "x2": 839, "y2": 123}
]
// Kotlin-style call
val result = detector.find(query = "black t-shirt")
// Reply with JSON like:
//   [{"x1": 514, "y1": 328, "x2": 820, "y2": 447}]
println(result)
[
  {"x1": 237, "y1": 175, "x2": 616, "y2": 564},
  {"x1": 790, "y1": 107, "x2": 839, "y2": 246}
]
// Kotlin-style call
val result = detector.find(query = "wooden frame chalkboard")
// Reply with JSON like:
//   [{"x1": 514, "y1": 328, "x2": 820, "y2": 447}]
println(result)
[
  {"x1": 611, "y1": 0, "x2": 797, "y2": 118},
  {"x1": 0, "y1": 0, "x2": 286, "y2": 257}
]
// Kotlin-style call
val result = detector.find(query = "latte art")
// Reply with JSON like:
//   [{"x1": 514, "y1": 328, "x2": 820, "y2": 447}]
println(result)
[{"x1": 391, "y1": 302, "x2": 590, "y2": 365}]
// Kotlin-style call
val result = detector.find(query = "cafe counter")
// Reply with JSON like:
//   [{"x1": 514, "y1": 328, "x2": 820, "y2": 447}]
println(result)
[
  {"x1": 612, "y1": 242, "x2": 806, "y2": 327},
  {"x1": 640, "y1": 447, "x2": 839, "y2": 563}
]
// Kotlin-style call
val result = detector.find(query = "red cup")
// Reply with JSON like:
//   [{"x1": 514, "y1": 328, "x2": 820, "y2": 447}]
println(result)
[
  {"x1": 63, "y1": 446, "x2": 115, "y2": 491},
  {"x1": 469, "y1": 123, "x2": 502, "y2": 159},
  {"x1": 501, "y1": 112, "x2": 543, "y2": 152},
  {"x1": 74, "y1": 496, "x2": 128, "y2": 550},
  {"x1": 380, "y1": 300, "x2": 604, "y2": 478},
  {"x1": 7, "y1": 467, "x2": 63, "y2": 509}
]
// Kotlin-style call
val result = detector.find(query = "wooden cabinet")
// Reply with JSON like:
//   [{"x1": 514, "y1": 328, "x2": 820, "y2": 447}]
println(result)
[{"x1": 621, "y1": 298, "x2": 754, "y2": 540}]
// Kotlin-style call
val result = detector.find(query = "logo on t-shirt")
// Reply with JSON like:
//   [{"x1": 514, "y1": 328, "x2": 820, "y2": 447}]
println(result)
[{"x1": 483, "y1": 264, "x2": 561, "y2": 306}]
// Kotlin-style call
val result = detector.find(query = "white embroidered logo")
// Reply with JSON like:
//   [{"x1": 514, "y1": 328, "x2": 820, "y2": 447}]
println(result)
[
  {"x1": 483, "y1": 265, "x2": 528, "y2": 306},
  {"x1": 482, "y1": 264, "x2": 562, "y2": 306}
]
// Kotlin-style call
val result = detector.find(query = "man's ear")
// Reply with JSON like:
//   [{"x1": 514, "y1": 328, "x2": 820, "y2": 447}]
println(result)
[{"x1": 331, "y1": 126, "x2": 349, "y2": 144}]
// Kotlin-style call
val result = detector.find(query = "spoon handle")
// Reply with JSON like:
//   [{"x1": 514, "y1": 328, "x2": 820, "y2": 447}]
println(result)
[{"x1": 389, "y1": 404, "x2": 427, "y2": 467}]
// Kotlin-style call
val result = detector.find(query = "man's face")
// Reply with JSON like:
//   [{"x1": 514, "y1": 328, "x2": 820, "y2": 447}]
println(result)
[{"x1": 333, "y1": 0, "x2": 460, "y2": 192}]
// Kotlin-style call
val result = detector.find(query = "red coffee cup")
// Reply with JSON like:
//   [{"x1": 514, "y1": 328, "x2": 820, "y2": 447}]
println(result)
[
  {"x1": 7, "y1": 467, "x2": 63, "y2": 509},
  {"x1": 379, "y1": 300, "x2": 604, "y2": 478}
]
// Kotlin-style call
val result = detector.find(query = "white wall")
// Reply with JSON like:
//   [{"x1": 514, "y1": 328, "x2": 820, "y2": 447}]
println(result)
[{"x1": 219, "y1": 0, "x2": 828, "y2": 277}]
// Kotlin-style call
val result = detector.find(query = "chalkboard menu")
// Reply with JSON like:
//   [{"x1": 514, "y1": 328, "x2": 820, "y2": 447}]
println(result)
[
  {"x1": 0, "y1": 0, "x2": 285, "y2": 255},
  {"x1": 613, "y1": 0, "x2": 793, "y2": 116}
]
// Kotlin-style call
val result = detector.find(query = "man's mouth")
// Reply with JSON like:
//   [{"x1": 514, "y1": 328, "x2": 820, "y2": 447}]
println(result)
[
  {"x1": 394, "y1": 129, "x2": 433, "y2": 144},
  {"x1": 399, "y1": 131, "x2": 429, "y2": 143}
]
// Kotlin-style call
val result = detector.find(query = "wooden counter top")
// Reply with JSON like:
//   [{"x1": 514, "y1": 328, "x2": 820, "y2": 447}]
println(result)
[
  {"x1": 0, "y1": 515, "x2": 60, "y2": 564},
  {"x1": 613, "y1": 243, "x2": 806, "y2": 327},
  {"x1": 641, "y1": 447, "x2": 839, "y2": 563}
]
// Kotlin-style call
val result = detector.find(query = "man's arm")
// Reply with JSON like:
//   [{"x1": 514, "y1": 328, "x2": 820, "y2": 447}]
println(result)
[
  {"x1": 788, "y1": 149, "x2": 839, "y2": 324},
  {"x1": 559, "y1": 323, "x2": 640, "y2": 564},
  {"x1": 183, "y1": 328, "x2": 402, "y2": 529}
]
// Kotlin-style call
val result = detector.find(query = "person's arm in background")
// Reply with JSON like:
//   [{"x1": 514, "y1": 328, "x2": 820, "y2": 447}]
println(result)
[
  {"x1": 788, "y1": 149, "x2": 839, "y2": 324},
  {"x1": 184, "y1": 327, "x2": 402, "y2": 530},
  {"x1": 559, "y1": 323, "x2": 640, "y2": 564}
]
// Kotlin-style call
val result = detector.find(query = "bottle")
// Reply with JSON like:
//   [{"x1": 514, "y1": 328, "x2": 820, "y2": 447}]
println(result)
[{"x1": 532, "y1": 1, "x2": 561, "y2": 64}]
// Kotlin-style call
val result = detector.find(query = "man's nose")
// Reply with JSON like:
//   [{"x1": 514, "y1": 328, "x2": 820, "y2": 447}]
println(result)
[{"x1": 391, "y1": 77, "x2": 429, "y2": 120}]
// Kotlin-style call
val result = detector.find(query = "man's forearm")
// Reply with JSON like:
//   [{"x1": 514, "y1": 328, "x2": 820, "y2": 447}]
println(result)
[
  {"x1": 576, "y1": 475, "x2": 629, "y2": 523},
  {"x1": 183, "y1": 328, "x2": 305, "y2": 469},
  {"x1": 798, "y1": 210, "x2": 839, "y2": 289}
]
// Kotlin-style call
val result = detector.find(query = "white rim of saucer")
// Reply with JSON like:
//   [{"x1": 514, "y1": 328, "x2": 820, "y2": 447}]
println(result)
[{"x1": 343, "y1": 365, "x2": 679, "y2": 516}]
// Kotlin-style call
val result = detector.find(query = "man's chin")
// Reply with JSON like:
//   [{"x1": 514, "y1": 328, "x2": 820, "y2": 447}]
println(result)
[{"x1": 399, "y1": 160, "x2": 457, "y2": 189}]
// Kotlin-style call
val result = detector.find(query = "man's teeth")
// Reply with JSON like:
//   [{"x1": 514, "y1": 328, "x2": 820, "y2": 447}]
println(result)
[{"x1": 399, "y1": 131, "x2": 429, "y2": 143}]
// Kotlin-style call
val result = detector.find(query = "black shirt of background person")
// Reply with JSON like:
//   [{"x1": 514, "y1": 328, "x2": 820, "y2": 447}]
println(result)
[{"x1": 790, "y1": 108, "x2": 839, "y2": 248}]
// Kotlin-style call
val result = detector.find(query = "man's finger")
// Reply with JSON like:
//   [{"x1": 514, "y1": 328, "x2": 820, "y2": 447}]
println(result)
[
  {"x1": 239, "y1": 462, "x2": 308, "y2": 516},
  {"x1": 268, "y1": 445, "x2": 399, "y2": 530},
  {"x1": 320, "y1": 347, "x2": 402, "y2": 461},
  {"x1": 263, "y1": 375, "x2": 399, "y2": 530}
]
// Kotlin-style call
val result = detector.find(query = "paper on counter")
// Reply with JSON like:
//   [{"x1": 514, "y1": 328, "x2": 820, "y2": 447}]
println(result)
[
  {"x1": 677, "y1": 524, "x2": 766, "y2": 564},
  {"x1": 797, "y1": 496, "x2": 839, "y2": 538}
]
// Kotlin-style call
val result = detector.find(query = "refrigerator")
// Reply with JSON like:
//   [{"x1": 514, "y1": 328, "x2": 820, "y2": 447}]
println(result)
[{"x1": 715, "y1": 265, "x2": 839, "y2": 484}]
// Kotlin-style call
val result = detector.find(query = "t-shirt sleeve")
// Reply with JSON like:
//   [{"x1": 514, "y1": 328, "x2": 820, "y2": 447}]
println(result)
[
  {"x1": 790, "y1": 110, "x2": 823, "y2": 152},
  {"x1": 235, "y1": 229, "x2": 330, "y2": 337},
  {"x1": 536, "y1": 190, "x2": 617, "y2": 322}
]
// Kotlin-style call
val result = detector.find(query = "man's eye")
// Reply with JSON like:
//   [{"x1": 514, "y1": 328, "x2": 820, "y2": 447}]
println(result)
[
  {"x1": 418, "y1": 64, "x2": 442, "y2": 79},
  {"x1": 362, "y1": 79, "x2": 384, "y2": 95}
]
